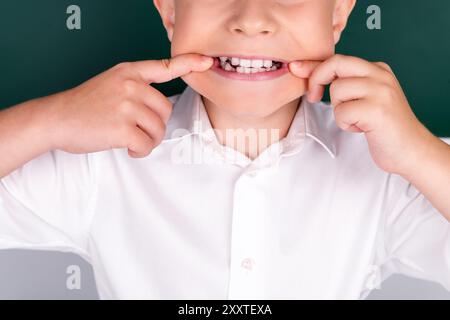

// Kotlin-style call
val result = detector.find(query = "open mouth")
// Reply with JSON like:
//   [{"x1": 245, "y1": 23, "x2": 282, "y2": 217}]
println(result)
[{"x1": 215, "y1": 56, "x2": 285, "y2": 74}]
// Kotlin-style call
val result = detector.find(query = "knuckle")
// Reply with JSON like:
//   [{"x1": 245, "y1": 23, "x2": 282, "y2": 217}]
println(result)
[
  {"x1": 333, "y1": 54, "x2": 347, "y2": 71},
  {"x1": 122, "y1": 79, "x2": 137, "y2": 96},
  {"x1": 160, "y1": 58, "x2": 173, "y2": 78},
  {"x1": 160, "y1": 58, "x2": 171, "y2": 71},
  {"x1": 333, "y1": 54, "x2": 348, "y2": 65},
  {"x1": 113, "y1": 61, "x2": 132, "y2": 72},
  {"x1": 152, "y1": 118, "x2": 166, "y2": 142},
  {"x1": 375, "y1": 62, "x2": 395, "y2": 82},
  {"x1": 382, "y1": 70, "x2": 396, "y2": 84},
  {"x1": 376, "y1": 61, "x2": 392, "y2": 71}
]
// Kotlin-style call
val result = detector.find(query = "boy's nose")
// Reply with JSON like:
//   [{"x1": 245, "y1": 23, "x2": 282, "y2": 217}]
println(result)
[{"x1": 227, "y1": 0, "x2": 276, "y2": 37}]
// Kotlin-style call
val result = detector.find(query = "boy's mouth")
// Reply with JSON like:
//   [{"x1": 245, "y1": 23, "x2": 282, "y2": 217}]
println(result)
[
  {"x1": 215, "y1": 56, "x2": 285, "y2": 73},
  {"x1": 211, "y1": 55, "x2": 289, "y2": 81}
]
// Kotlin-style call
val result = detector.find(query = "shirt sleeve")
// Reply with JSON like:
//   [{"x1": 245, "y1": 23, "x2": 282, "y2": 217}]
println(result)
[
  {"x1": 379, "y1": 173, "x2": 450, "y2": 291},
  {"x1": 0, "y1": 150, "x2": 97, "y2": 259}
]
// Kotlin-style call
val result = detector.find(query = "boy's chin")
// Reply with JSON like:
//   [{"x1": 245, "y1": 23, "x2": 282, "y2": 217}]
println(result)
[
  {"x1": 201, "y1": 92, "x2": 303, "y2": 118},
  {"x1": 182, "y1": 73, "x2": 308, "y2": 114}
]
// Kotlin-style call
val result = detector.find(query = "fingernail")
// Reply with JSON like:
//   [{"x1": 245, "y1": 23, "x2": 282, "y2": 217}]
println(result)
[
  {"x1": 290, "y1": 61, "x2": 302, "y2": 70},
  {"x1": 201, "y1": 56, "x2": 213, "y2": 65}
]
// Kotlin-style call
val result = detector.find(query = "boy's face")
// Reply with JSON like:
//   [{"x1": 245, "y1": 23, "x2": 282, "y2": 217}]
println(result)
[{"x1": 154, "y1": 0, "x2": 356, "y2": 118}]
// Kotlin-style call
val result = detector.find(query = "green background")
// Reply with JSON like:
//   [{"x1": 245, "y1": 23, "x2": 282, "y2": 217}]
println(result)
[{"x1": 1, "y1": 0, "x2": 449, "y2": 136}]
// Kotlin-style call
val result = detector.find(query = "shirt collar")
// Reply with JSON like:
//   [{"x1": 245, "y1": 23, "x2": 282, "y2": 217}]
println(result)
[{"x1": 163, "y1": 86, "x2": 337, "y2": 159}]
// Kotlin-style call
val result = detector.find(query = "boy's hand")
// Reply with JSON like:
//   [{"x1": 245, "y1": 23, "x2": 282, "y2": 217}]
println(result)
[
  {"x1": 288, "y1": 54, "x2": 436, "y2": 176},
  {"x1": 50, "y1": 53, "x2": 213, "y2": 158}
]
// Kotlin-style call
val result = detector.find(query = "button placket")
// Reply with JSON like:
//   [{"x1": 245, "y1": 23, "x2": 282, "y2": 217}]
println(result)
[{"x1": 227, "y1": 173, "x2": 267, "y2": 299}]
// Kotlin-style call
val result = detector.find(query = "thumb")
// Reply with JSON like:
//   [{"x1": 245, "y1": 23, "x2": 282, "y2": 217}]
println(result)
[
  {"x1": 288, "y1": 60, "x2": 323, "y2": 79},
  {"x1": 132, "y1": 53, "x2": 214, "y2": 84}
]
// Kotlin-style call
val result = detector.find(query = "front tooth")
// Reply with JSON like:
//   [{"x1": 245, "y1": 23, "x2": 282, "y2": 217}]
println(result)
[
  {"x1": 240, "y1": 59, "x2": 252, "y2": 68},
  {"x1": 251, "y1": 59, "x2": 264, "y2": 68},
  {"x1": 231, "y1": 57, "x2": 240, "y2": 66},
  {"x1": 263, "y1": 60, "x2": 273, "y2": 68},
  {"x1": 244, "y1": 67, "x2": 251, "y2": 74}
]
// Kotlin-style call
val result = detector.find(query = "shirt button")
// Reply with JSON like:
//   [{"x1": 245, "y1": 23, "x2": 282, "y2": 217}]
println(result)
[
  {"x1": 246, "y1": 171, "x2": 258, "y2": 178},
  {"x1": 366, "y1": 265, "x2": 381, "y2": 290},
  {"x1": 241, "y1": 258, "x2": 255, "y2": 271}
]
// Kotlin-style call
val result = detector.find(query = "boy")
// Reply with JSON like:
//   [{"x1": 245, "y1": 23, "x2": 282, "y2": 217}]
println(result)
[{"x1": 0, "y1": 0, "x2": 449, "y2": 299}]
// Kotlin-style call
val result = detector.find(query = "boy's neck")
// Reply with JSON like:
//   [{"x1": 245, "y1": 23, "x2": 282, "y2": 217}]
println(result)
[{"x1": 201, "y1": 96, "x2": 301, "y2": 160}]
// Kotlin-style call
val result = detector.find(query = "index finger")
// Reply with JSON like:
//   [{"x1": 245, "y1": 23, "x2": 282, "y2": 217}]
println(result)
[
  {"x1": 307, "y1": 54, "x2": 384, "y2": 102},
  {"x1": 131, "y1": 53, "x2": 214, "y2": 84},
  {"x1": 308, "y1": 54, "x2": 382, "y2": 88}
]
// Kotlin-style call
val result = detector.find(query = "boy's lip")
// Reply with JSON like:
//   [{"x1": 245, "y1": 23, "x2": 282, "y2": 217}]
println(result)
[{"x1": 210, "y1": 54, "x2": 290, "y2": 82}]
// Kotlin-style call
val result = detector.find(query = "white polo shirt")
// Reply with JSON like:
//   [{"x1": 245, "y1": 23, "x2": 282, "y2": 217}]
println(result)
[{"x1": 0, "y1": 86, "x2": 449, "y2": 299}]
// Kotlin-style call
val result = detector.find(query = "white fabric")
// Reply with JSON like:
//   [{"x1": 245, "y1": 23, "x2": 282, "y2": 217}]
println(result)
[{"x1": 1, "y1": 86, "x2": 449, "y2": 299}]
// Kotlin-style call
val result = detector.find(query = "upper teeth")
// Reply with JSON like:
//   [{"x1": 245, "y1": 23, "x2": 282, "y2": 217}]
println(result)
[
  {"x1": 219, "y1": 56, "x2": 281, "y2": 73},
  {"x1": 220, "y1": 57, "x2": 275, "y2": 67}
]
